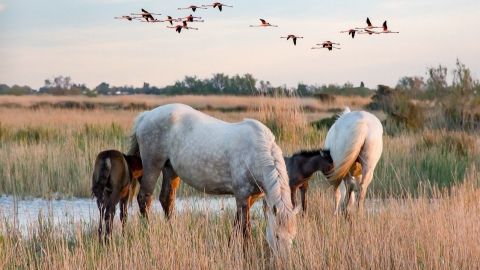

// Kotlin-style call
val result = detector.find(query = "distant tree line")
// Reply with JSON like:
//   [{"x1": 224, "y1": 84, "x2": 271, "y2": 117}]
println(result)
[
  {"x1": 0, "y1": 73, "x2": 372, "y2": 97},
  {"x1": 2, "y1": 60, "x2": 478, "y2": 103}
]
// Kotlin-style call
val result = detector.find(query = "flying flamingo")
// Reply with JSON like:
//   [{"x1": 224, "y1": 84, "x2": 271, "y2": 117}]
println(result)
[
  {"x1": 114, "y1": 15, "x2": 140, "y2": 21},
  {"x1": 169, "y1": 25, "x2": 184, "y2": 33},
  {"x1": 355, "y1": 17, "x2": 382, "y2": 31},
  {"x1": 317, "y1": 41, "x2": 340, "y2": 47},
  {"x1": 202, "y1": 2, "x2": 233, "y2": 12},
  {"x1": 363, "y1": 28, "x2": 380, "y2": 35},
  {"x1": 178, "y1": 5, "x2": 207, "y2": 12},
  {"x1": 380, "y1": 21, "x2": 399, "y2": 34},
  {"x1": 280, "y1": 35, "x2": 303, "y2": 46},
  {"x1": 160, "y1": 16, "x2": 180, "y2": 25},
  {"x1": 167, "y1": 21, "x2": 198, "y2": 33},
  {"x1": 311, "y1": 46, "x2": 340, "y2": 51},
  {"x1": 181, "y1": 21, "x2": 198, "y2": 30},
  {"x1": 131, "y1": 8, "x2": 161, "y2": 22},
  {"x1": 340, "y1": 29, "x2": 362, "y2": 39},
  {"x1": 249, "y1": 19, "x2": 278, "y2": 27},
  {"x1": 312, "y1": 41, "x2": 341, "y2": 51},
  {"x1": 183, "y1": 14, "x2": 204, "y2": 23}
]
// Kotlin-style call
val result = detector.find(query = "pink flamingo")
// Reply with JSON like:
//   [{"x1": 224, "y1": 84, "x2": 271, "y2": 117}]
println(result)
[
  {"x1": 160, "y1": 16, "x2": 180, "y2": 25},
  {"x1": 380, "y1": 21, "x2": 399, "y2": 34},
  {"x1": 167, "y1": 21, "x2": 198, "y2": 33},
  {"x1": 312, "y1": 41, "x2": 341, "y2": 51},
  {"x1": 340, "y1": 29, "x2": 362, "y2": 39},
  {"x1": 355, "y1": 17, "x2": 382, "y2": 31},
  {"x1": 280, "y1": 35, "x2": 304, "y2": 46},
  {"x1": 182, "y1": 14, "x2": 204, "y2": 23},
  {"x1": 114, "y1": 15, "x2": 140, "y2": 21},
  {"x1": 131, "y1": 8, "x2": 161, "y2": 22},
  {"x1": 202, "y1": 2, "x2": 233, "y2": 12},
  {"x1": 249, "y1": 19, "x2": 278, "y2": 27},
  {"x1": 178, "y1": 5, "x2": 207, "y2": 12}
]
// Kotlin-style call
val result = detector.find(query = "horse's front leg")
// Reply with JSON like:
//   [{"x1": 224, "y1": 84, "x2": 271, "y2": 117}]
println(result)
[
  {"x1": 334, "y1": 183, "x2": 342, "y2": 215},
  {"x1": 300, "y1": 181, "x2": 309, "y2": 214},
  {"x1": 290, "y1": 186, "x2": 298, "y2": 209},
  {"x1": 233, "y1": 197, "x2": 252, "y2": 239}
]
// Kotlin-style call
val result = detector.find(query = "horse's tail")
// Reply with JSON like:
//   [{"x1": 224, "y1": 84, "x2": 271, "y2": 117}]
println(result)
[
  {"x1": 123, "y1": 154, "x2": 143, "y2": 206},
  {"x1": 128, "y1": 177, "x2": 140, "y2": 206},
  {"x1": 127, "y1": 112, "x2": 147, "y2": 157},
  {"x1": 326, "y1": 120, "x2": 368, "y2": 186},
  {"x1": 91, "y1": 155, "x2": 112, "y2": 200}
]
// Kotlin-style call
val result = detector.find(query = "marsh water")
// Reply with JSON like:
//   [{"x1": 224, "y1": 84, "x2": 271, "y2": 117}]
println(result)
[
  {"x1": 0, "y1": 194, "x2": 392, "y2": 236},
  {"x1": 0, "y1": 195, "x2": 246, "y2": 235}
]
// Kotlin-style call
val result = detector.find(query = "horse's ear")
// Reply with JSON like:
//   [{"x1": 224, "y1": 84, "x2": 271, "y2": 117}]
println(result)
[{"x1": 272, "y1": 205, "x2": 278, "y2": 216}]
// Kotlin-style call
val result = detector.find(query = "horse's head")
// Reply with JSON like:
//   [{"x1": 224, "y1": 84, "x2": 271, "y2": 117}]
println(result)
[
  {"x1": 265, "y1": 203, "x2": 300, "y2": 255},
  {"x1": 319, "y1": 149, "x2": 334, "y2": 175}
]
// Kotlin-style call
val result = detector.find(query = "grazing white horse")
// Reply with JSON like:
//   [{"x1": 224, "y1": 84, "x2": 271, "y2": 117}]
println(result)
[
  {"x1": 325, "y1": 108, "x2": 383, "y2": 214},
  {"x1": 128, "y1": 103, "x2": 298, "y2": 253}
]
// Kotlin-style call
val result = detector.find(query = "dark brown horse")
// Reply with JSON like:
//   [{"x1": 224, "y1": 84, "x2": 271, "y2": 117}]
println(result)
[
  {"x1": 284, "y1": 149, "x2": 333, "y2": 213},
  {"x1": 91, "y1": 150, "x2": 143, "y2": 242}
]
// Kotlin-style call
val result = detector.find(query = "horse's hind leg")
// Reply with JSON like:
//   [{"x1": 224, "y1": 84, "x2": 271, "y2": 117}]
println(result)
[
  {"x1": 358, "y1": 169, "x2": 373, "y2": 212},
  {"x1": 97, "y1": 205, "x2": 105, "y2": 242},
  {"x1": 159, "y1": 165, "x2": 180, "y2": 219},
  {"x1": 104, "y1": 202, "x2": 116, "y2": 242},
  {"x1": 342, "y1": 176, "x2": 357, "y2": 214},
  {"x1": 120, "y1": 197, "x2": 128, "y2": 234},
  {"x1": 138, "y1": 159, "x2": 164, "y2": 220}
]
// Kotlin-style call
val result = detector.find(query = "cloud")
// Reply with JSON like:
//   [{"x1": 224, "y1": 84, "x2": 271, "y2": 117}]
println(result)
[{"x1": 0, "y1": 3, "x2": 5, "y2": 12}]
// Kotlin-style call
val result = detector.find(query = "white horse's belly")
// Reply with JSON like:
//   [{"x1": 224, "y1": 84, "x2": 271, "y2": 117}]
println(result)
[{"x1": 170, "y1": 141, "x2": 234, "y2": 195}]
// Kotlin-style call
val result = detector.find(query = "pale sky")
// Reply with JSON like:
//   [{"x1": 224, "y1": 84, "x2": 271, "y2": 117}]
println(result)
[{"x1": 0, "y1": 0, "x2": 479, "y2": 89}]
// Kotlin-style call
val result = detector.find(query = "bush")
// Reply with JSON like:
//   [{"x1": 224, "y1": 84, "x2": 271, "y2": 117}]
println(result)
[
  {"x1": 313, "y1": 93, "x2": 336, "y2": 103},
  {"x1": 418, "y1": 130, "x2": 478, "y2": 157},
  {"x1": 368, "y1": 85, "x2": 425, "y2": 132},
  {"x1": 310, "y1": 115, "x2": 337, "y2": 130}
]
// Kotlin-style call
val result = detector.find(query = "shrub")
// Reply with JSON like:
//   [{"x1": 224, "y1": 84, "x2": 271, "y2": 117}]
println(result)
[
  {"x1": 313, "y1": 93, "x2": 336, "y2": 103},
  {"x1": 368, "y1": 85, "x2": 425, "y2": 132}
]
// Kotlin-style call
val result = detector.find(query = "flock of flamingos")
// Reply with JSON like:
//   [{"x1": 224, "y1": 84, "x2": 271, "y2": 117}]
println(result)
[{"x1": 114, "y1": 2, "x2": 399, "y2": 51}]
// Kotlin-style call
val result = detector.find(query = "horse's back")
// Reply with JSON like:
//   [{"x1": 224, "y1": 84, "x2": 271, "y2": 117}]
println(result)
[
  {"x1": 326, "y1": 111, "x2": 382, "y2": 145},
  {"x1": 134, "y1": 104, "x2": 280, "y2": 194},
  {"x1": 325, "y1": 110, "x2": 383, "y2": 177}
]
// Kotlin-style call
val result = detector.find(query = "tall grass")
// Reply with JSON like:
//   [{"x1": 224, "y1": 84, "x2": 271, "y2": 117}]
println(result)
[
  {"x1": 0, "y1": 177, "x2": 479, "y2": 269},
  {"x1": 0, "y1": 95, "x2": 479, "y2": 198},
  {"x1": 1, "y1": 95, "x2": 479, "y2": 269}
]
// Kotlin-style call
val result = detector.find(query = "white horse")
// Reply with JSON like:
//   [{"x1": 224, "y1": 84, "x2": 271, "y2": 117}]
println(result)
[
  {"x1": 128, "y1": 103, "x2": 298, "y2": 253},
  {"x1": 324, "y1": 108, "x2": 383, "y2": 214}
]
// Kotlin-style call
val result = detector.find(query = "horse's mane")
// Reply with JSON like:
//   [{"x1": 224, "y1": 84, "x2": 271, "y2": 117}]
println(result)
[
  {"x1": 341, "y1": 107, "x2": 351, "y2": 116},
  {"x1": 248, "y1": 122, "x2": 294, "y2": 224},
  {"x1": 291, "y1": 149, "x2": 330, "y2": 158}
]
